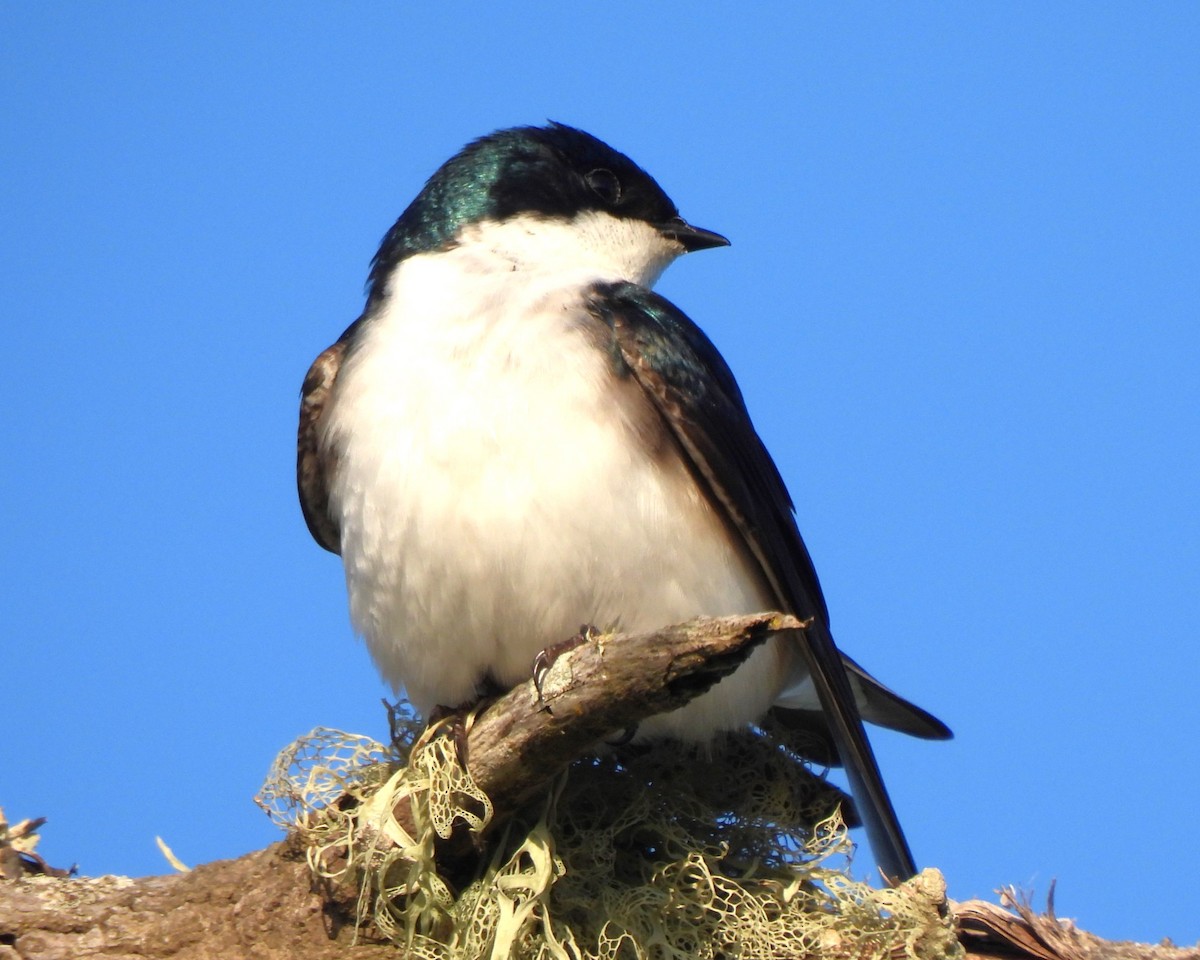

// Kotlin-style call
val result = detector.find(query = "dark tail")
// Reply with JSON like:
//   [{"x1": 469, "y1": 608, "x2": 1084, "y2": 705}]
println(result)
[{"x1": 787, "y1": 619, "x2": 917, "y2": 881}]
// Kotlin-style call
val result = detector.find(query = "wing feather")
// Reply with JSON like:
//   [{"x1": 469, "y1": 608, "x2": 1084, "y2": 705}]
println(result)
[
  {"x1": 298, "y1": 322, "x2": 362, "y2": 555},
  {"x1": 588, "y1": 280, "x2": 931, "y2": 880}
]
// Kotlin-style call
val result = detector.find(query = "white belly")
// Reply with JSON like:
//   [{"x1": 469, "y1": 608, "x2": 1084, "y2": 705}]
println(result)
[{"x1": 322, "y1": 253, "x2": 792, "y2": 741}]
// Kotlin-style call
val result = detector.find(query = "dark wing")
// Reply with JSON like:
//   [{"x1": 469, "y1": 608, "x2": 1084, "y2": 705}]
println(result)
[
  {"x1": 298, "y1": 319, "x2": 365, "y2": 555},
  {"x1": 587, "y1": 280, "x2": 930, "y2": 881}
]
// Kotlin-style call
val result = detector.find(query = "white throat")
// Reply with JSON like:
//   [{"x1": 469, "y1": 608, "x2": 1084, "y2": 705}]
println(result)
[{"x1": 444, "y1": 209, "x2": 685, "y2": 290}]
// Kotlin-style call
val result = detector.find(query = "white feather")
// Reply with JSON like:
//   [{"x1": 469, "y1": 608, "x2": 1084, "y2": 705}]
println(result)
[{"x1": 322, "y1": 211, "x2": 794, "y2": 741}]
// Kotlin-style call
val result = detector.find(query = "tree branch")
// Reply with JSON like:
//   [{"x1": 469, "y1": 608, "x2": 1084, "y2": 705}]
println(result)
[
  {"x1": 393, "y1": 611, "x2": 800, "y2": 858},
  {"x1": 0, "y1": 613, "x2": 794, "y2": 959},
  {"x1": 954, "y1": 893, "x2": 1200, "y2": 960},
  {"x1": 4, "y1": 614, "x2": 1195, "y2": 960}
]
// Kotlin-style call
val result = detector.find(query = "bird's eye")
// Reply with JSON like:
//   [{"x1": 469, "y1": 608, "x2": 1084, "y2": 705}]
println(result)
[{"x1": 585, "y1": 168, "x2": 622, "y2": 205}]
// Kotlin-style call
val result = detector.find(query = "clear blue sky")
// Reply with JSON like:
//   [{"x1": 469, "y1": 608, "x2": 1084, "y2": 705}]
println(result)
[{"x1": 4, "y1": 4, "x2": 1198, "y2": 945}]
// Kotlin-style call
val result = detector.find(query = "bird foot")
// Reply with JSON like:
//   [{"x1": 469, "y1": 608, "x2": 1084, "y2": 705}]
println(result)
[
  {"x1": 532, "y1": 623, "x2": 601, "y2": 706},
  {"x1": 426, "y1": 703, "x2": 473, "y2": 767}
]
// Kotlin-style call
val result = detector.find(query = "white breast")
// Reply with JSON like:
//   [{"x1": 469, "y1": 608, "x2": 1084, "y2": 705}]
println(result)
[{"x1": 322, "y1": 218, "x2": 792, "y2": 741}]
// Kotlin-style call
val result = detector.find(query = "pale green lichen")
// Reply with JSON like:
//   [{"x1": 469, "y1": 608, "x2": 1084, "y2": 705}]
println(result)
[{"x1": 258, "y1": 711, "x2": 960, "y2": 960}]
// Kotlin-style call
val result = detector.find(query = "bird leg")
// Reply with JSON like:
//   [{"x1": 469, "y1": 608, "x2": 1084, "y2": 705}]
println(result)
[
  {"x1": 425, "y1": 703, "x2": 473, "y2": 767},
  {"x1": 426, "y1": 675, "x2": 507, "y2": 768}
]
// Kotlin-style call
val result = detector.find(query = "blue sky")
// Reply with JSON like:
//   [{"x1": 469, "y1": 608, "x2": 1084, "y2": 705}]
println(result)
[{"x1": 4, "y1": 3, "x2": 1198, "y2": 945}]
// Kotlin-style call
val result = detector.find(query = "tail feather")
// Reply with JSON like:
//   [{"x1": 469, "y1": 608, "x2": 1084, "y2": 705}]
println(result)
[
  {"x1": 785, "y1": 620, "x2": 920, "y2": 881},
  {"x1": 775, "y1": 653, "x2": 953, "y2": 742}
]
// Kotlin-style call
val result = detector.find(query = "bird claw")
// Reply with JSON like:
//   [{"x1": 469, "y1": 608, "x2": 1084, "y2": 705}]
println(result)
[{"x1": 532, "y1": 624, "x2": 600, "y2": 707}]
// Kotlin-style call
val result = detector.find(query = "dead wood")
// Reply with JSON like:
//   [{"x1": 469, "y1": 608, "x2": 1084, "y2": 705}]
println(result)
[
  {"x1": 953, "y1": 892, "x2": 1200, "y2": 960},
  {"x1": 3, "y1": 613, "x2": 1195, "y2": 960}
]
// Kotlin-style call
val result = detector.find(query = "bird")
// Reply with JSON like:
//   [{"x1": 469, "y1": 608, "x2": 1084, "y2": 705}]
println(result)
[{"x1": 297, "y1": 122, "x2": 950, "y2": 880}]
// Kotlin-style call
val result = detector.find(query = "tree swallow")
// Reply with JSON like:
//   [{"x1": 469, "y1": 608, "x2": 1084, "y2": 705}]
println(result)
[{"x1": 298, "y1": 123, "x2": 950, "y2": 880}]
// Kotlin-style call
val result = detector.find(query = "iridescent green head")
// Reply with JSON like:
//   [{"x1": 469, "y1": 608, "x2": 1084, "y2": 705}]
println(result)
[{"x1": 367, "y1": 123, "x2": 727, "y2": 301}]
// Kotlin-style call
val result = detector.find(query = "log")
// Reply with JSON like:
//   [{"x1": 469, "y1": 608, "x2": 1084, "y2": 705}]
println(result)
[
  {"x1": 0, "y1": 613, "x2": 791, "y2": 958},
  {"x1": 3, "y1": 614, "x2": 1194, "y2": 960}
]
